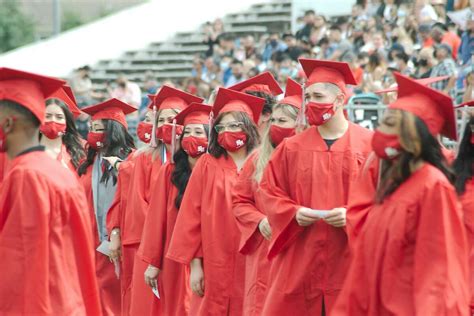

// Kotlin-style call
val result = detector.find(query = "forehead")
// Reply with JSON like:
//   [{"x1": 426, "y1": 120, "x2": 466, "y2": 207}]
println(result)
[
  {"x1": 272, "y1": 107, "x2": 291, "y2": 117},
  {"x1": 184, "y1": 123, "x2": 205, "y2": 129},
  {"x1": 92, "y1": 119, "x2": 105, "y2": 127},
  {"x1": 219, "y1": 112, "x2": 237, "y2": 123},
  {"x1": 305, "y1": 82, "x2": 333, "y2": 95},
  {"x1": 45, "y1": 103, "x2": 64, "y2": 114},
  {"x1": 159, "y1": 109, "x2": 178, "y2": 118}
]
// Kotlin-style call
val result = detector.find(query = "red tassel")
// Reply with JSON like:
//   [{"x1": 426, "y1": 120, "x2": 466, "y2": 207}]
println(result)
[{"x1": 150, "y1": 105, "x2": 158, "y2": 148}]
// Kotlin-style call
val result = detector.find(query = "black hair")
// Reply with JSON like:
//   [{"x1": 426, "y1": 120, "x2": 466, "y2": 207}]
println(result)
[
  {"x1": 394, "y1": 51, "x2": 409, "y2": 64},
  {"x1": 304, "y1": 9, "x2": 315, "y2": 16},
  {"x1": 78, "y1": 120, "x2": 135, "y2": 184},
  {"x1": 453, "y1": 116, "x2": 474, "y2": 194},
  {"x1": 44, "y1": 99, "x2": 86, "y2": 169},
  {"x1": 0, "y1": 99, "x2": 40, "y2": 127},
  {"x1": 231, "y1": 59, "x2": 243, "y2": 66},
  {"x1": 377, "y1": 115, "x2": 454, "y2": 202},
  {"x1": 245, "y1": 90, "x2": 276, "y2": 116},
  {"x1": 282, "y1": 33, "x2": 295, "y2": 40},
  {"x1": 171, "y1": 125, "x2": 210, "y2": 209},
  {"x1": 329, "y1": 25, "x2": 342, "y2": 32},
  {"x1": 208, "y1": 111, "x2": 260, "y2": 158}
]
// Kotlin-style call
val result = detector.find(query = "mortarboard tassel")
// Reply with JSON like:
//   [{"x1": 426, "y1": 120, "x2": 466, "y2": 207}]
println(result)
[
  {"x1": 207, "y1": 111, "x2": 214, "y2": 153},
  {"x1": 296, "y1": 79, "x2": 306, "y2": 133},
  {"x1": 170, "y1": 119, "x2": 177, "y2": 163},
  {"x1": 150, "y1": 104, "x2": 158, "y2": 148}
]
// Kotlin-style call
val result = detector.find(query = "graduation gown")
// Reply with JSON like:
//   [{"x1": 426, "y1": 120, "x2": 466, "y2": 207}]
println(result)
[
  {"x1": 80, "y1": 156, "x2": 122, "y2": 316},
  {"x1": 139, "y1": 162, "x2": 191, "y2": 315},
  {"x1": 232, "y1": 150, "x2": 272, "y2": 316},
  {"x1": 461, "y1": 179, "x2": 474, "y2": 313},
  {"x1": 258, "y1": 124, "x2": 373, "y2": 315},
  {"x1": 332, "y1": 164, "x2": 470, "y2": 316},
  {"x1": 167, "y1": 153, "x2": 246, "y2": 315},
  {"x1": 0, "y1": 152, "x2": 10, "y2": 185},
  {"x1": 0, "y1": 149, "x2": 102, "y2": 315}
]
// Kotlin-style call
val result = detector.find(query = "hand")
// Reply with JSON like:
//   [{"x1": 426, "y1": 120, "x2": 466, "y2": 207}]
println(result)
[
  {"x1": 323, "y1": 207, "x2": 347, "y2": 228},
  {"x1": 109, "y1": 230, "x2": 121, "y2": 262},
  {"x1": 258, "y1": 217, "x2": 272, "y2": 240},
  {"x1": 144, "y1": 265, "x2": 160, "y2": 289},
  {"x1": 102, "y1": 156, "x2": 122, "y2": 170},
  {"x1": 295, "y1": 207, "x2": 321, "y2": 227},
  {"x1": 190, "y1": 258, "x2": 205, "y2": 297}
]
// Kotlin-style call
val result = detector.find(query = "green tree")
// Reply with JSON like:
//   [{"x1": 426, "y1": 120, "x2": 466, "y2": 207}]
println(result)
[
  {"x1": 62, "y1": 10, "x2": 84, "y2": 32},
  {"x1": 0, "y1": 0, "x2": 35, "y2": 53}
]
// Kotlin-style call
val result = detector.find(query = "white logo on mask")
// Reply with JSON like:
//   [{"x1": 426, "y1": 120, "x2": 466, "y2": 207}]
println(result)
[
  {"x1": 385, "y1": 147, "x2": 399, "y2": 158},
  {"x1": 236, "y1": 140, "x2": 244, "y2": 147},
  {"x1": 198, "y1": 145, "x2": 205, "y2": 153},
  {"x1": 322, "y1": 113, "x2": 332, "y2": 121}
]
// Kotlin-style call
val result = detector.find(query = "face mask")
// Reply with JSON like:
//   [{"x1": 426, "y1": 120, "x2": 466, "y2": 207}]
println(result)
[
  {"x1": 269, "y1": 125, "x2": 295, "y2": 146},
  {"x1": 270, "y1": 39, "x2": 278, "y2": 47},
  {"x1": 471, "y1": 133, "x2": 474, "y2": 145},
  {"x1": 418, "y1": 58, "x2": 428, "y2": 67},
  {"x1": 87, "y1": 132, "x2": 105, "y2": 150},
  {"x1": 220, "y1": 62, "x2": 229, "y2": 70},
  {"x1": 39, "y1": 121, "x2": 66, "y2": 139},
  {"x1": 371, "y1": 130, "x2": 401, "y2": 160},
  {"x1": 217, "y1": 131, "x2": 247, "y2": 152},
  {"x1": 156, "y1": 123, "x2": 184, "y2": 145},
  {"x1": 136, "y1": 122, "x2": 153, "y2": 143},
  {"x1": 306, "y1": 101, "x2": 336, "y2": 126},
  {"x1": 181, "y1": 136, "x2": 208, "y2": 158}
]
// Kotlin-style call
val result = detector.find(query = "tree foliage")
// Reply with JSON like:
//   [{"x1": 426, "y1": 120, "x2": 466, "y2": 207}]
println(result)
[{"x1": 0, "y1": 0, "x2": 35, "y2": 53}]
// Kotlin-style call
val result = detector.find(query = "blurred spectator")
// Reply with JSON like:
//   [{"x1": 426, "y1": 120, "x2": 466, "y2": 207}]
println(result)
[
  {"x1": 327, "y1": 25, "x2": 352, "y2": 60},
  {"x1": 225, "y1": 59, "x2": 246, "y2": 86},
  {"x1": 393, "y1": 51, "x2": 414, "y2": 76},
  {"x1": 139, "y1": 71, "x2": 159, "y2": 120},
  {"x1": 262, "y1": 33, "x2": 287, "y2": 62},
  {"x1": 70, "y1": 65, "x2": 93, "y2": 107},
  {"x1": 214, "y1": 33, "x2": 236, "y2": 61},
  {"x1": 459, "y1": 13, "x2": 474, "y2": 65},
  {"x1": 430, "y1": 43, "x2": 457, "y2": 96},
  {"x1": 309, "y1": 14, "x2": 328, "y2": 45},
  {"x1": 296, "y1": 10, "x2": 316, "y2": 41},
  {"x1": 430, "y1": 22, "x2": 461, "y2": 59},
  {"x1": 414, "y1": 47, "x2": 437, "y2": 78},
  {"x1": 431, "y1": 0, "x2": 447, "y2": 23},
  {"x1": 242, "y1": 35, "x2": 257, "y2": 59},
  {"x1": 276, "y1": 54, "x2": 298, "y2": 84},
  {"x1": 376, "y1": 0, "x2": 400, "y2": 23},
  {"x1": 363, "y1": 52, "x2": 388, "y2": 92},
  {"x1": 343, "y1": 52, "x2": 364, "y2": 84},
  {"x1": 415, "y1": 0, "x2": 438, "y2": 23},
  {"x1": 351, "y1": 4, "x2": 369, "y2": 22},
  {"x1": 282, "y1": 33, "x2": 304, "y2": 61},
  {"x1": 203, "y1": 19, "x2": 225, "y2": 57}
]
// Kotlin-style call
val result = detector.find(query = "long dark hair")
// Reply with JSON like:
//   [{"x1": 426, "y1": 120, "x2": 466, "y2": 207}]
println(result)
[
  {"x1": 453, "y1": 116, "x2": 474, "y2": 194},
  {"x1": 171, "y1": 125, "x2": 210, "y2": 209},
  {"x1": 44, "y1": 99, "x2": 86, "y2": 168},
  {"x1": 376, "y1": 112, "x2": 454, "y2": 202},
  {"x1": 78, "y1": 120, "x2": 135, "y2": 184},
  {"x1": 245, "y1": 90, "x2": 276, "y2": 116},
  {"x1": 208, "y1": 111, "x2": 260, "y2": 158}
]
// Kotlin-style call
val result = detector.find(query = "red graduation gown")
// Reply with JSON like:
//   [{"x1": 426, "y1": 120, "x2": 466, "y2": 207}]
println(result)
[
  {"x1": 232, "y1": 150, "x2": 272, "y2": 316},
  {"x1": 0, "y1": 150, "x2": 101, "y2": 315},
  {"x1": 140, "y1": 162, "x2": 191, "y2": 315},
  {"x1": 333, "y1": 164, "x2": 470, "y2": 315},
  {"x1": 0, "y1": 152, "x2": 10, "y2": 185},
  {"x1": 259, "y1": 123, "x2": 373, "y2": 315},
  {"x1": 167, "y1": 153, "x2": 246, "y2": 315},
  {"x1": 461, "y1": 179, "x2": 474, "y2": 313},
  {"x1": 80, "y1": 161, "x2": 122, "y2": 316}
]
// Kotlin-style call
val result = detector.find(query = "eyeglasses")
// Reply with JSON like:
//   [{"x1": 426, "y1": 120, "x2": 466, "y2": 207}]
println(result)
[{"x1": 214, "y1": 121, "x2": 244, "y2": 133}]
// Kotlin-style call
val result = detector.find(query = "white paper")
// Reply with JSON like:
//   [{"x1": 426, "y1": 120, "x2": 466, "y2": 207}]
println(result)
[
  {"x1": 152, "y1": 287, "x2": 160, "y2": 299},
  {"x1": 96, "y1": 240, "x2": 111, "y2": 256},
  {"x1": 447, "y1": 8, "x2": 471, "y2": 30}
]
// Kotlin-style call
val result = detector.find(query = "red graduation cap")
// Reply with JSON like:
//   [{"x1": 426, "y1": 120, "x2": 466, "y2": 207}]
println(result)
[
  {"x1": 82, "y1": 98, "x2": 137, "y2": 128},
  {"x1": 0, "y1": 67, "x2": 66, "y2": 123},
  {"x1": 299, "y1": 58, "x2": 357, "y2": 93},
  {"x1": 389, "y1": 72, "x2": 456, "y2": 140},
  {"x1": 148, "y1": 85, "x2": 203, "y2": 111},
  {"x1": 174, "y1": 103, "x2": 212, "y2": 126},
  {"x1": 228, "y1": 71, "x2": 283, "y2": 96},
  {"x1": 212, "y1": 88, "x2": 265, "y2": 124},
  {"x1": 375, "y1": 76, "x2": 450, "y2": 94},
  {"x1": 278, "y1": 78, "x2": 303, "y2": 110},
  {"x1": 48, "y1": 85, "x2": 82, "y2": 118}
]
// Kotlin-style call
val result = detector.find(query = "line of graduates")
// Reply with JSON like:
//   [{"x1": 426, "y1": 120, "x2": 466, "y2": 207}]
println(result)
[{"x1": 0, "y1": 56, "x2": 472, "y2": 316}]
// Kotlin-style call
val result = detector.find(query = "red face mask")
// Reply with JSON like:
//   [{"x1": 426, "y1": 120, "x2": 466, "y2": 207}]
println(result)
[
  {"x1": 156, "y1": 124, "x2": 184, "y2": 145},
  {"x1": 137, "y1": 122, "x2": 153, "y2": 143},
  {"x1": 181, "y1": 136, "x2": 208, "y2": 158},
  {"x1": 217, "y1": 131, "x2": 247, "y2": 152},
  {"x1": 87, "y1": 132, "x2": 105, "y2": 150},
  {"x1": 471, "y1": 133, "x2": 474, "y2": 145},
  {"x1": 306, "y1": 102, "x2": 335, "y2": 126},
  {"x1": 372, "y1": 130, "x2": 401, "y2": 160},
  {"x1": 39, "y1": 121, "x2": 66, "y2": 139},
  {"x1": 269, "y1": 125, "x2": 295, "y2": 146}
]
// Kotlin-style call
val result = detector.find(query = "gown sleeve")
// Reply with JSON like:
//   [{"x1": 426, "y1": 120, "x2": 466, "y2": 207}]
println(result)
[
  {"x1": 413, "y1": 181, "x2": 470, "y2": 315},
  {"x1": 232, "y1": 154, "x2": 266, "y2": 255},
  {"x1": 166, "y1": 156, "x2": 205, "y2": 264},
  {"x1": 259, "y1": 143, "x2": 305, "y2": 260},
  {"x1": 140, "y1": 163, "x2": 172, "y2": 269}
]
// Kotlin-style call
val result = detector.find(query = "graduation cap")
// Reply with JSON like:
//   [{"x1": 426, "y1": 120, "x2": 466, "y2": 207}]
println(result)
[
  {"x1": 299, "y1": 58, "x2": 357, "y2": 93},
  {"x1": 174, "y1": 103, "x2": 212, "y2": 126},
  {"x1": 228, "y1": 72, "x2": 283, "y2": 96},
  {"x1": 48, "y1": 85, "x2": 82, "y2": 118},
  {"x1": 389, "y1": 72, "x2": 456, "y2": 140},
  {"x1": 82, "y1": 98, "x2": 137, "y2": 128},
  {"x1": 0, "y1": 67, "x2": 66, "y2": 123},
  {"x1": 375, "y1": 76, "x2": 450, "y2": 94},
  {"x1": 278, "y1": 78, "x2": 303, "y2": 110},
  {"x1": 212, "y1": 88, "x2": 265, "y2": 124},
  {"x1": 147, "y1": 85, "x2": 203, "y2": 111}
]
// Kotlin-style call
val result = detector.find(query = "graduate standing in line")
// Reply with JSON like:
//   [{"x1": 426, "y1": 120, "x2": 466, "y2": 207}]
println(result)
[
  {"x1": 167, "y1": 88, "x2": 264, "y2": 315},
  {"x1": 332, "y1": 73, "x2": 469, "y2": 316},
  {"x1": 141, "y1": 103, "x2": 212, "y2": 315},
  {"x1": 78, "y1": 98, "x2": 136, "y2": 316},
  {"x1": 40, "y1": 85, "x2": 85, "y2": 172},
  {"x1": 258, "y1": 59, "x2": 373, "y2": 315},
  {"x1": 232, "y1": 78, "x2": 301, "y2": 316},
  {"x1": 0, "y1": 67, "x2": 101, "y2": 315}
]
